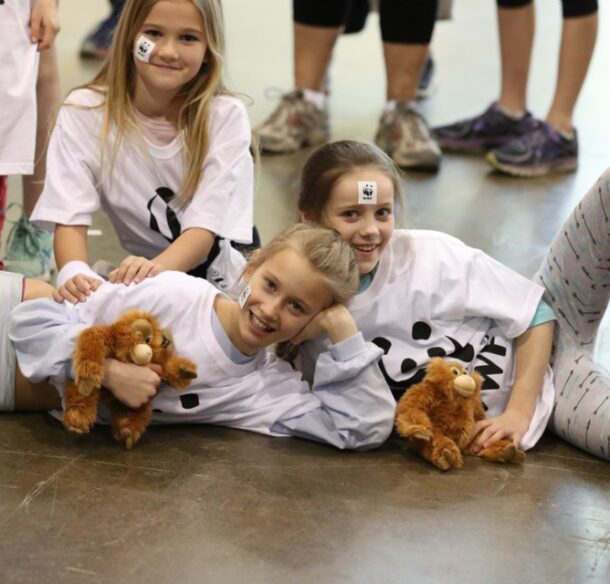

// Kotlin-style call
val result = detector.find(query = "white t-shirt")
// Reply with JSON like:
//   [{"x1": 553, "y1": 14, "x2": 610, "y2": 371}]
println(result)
[
  {"x1": 300, "y1": 230, "x2": 556, "y2": 450},
  {"x1": 31, "y1": 88, "x2": 254, "y2": 259},
  {"x1": 10, "y1": 273, "x2": 395, "y2": 450},
  {"x1": 0, "y1": 0, "x2": 39, "y2": 175}
]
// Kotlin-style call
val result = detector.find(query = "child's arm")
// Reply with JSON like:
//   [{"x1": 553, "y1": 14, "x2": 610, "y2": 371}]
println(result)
[
  {"x1": 471, "y1": 320, "x2": 555, "y2": 451},
  {"x1": 272, "y1": 306, "x2": 396, "y2": 450},
  {"x1": 107, "y1": 228, "x2": 216, "y2": 285},
  {"x1": 52, "y1": 225, "x2": 103, "y2": 304},
  {"x1": 30, "y1": 0, "x2": 60, "y2": 51}
]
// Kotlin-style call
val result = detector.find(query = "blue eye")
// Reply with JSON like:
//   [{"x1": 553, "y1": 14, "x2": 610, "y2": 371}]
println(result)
[
  {"x1": 288, "y1": 301, "x2": 303, "y2": 313},
  {"x1": 342, "y1": 210, "x2": 358, "y2": 219}
]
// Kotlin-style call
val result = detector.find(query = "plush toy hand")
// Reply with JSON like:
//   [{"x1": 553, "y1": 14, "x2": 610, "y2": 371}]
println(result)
[
  {"x1": 103, "y1": 360, "x2": 162, "y2": 409},
  {"x1": 108, "y1": 256, "x2": 162, "y2": 285},
  {"x1": 470, "y1": 409, "x2": 530, "y2": 452},
  {"x1": 30, "y1": 0, "x2": 60, "y2": 50},
  {"x1": 53, "y1": 273, "x2": 103, "y2": 304}
]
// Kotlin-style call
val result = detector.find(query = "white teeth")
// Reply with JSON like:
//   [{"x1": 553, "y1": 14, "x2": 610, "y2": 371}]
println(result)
[
  {"x1": 355, "y1": 244, "x2": 378, "y2": 252},
  {"x1": 251, "y1": 313, "x2": 274, "y2": 333}
]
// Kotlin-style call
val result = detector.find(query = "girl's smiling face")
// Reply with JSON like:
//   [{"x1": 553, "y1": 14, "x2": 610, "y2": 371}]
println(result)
[
  {"x1": 134, "y1": 0, "x2": 208, "y2": 104},
  {"x1": 320, "y1": 167, "x2": 396, "y2": 276},
  {"x1": 236, "y1": 248, "x2": 334, "y2": 354}
]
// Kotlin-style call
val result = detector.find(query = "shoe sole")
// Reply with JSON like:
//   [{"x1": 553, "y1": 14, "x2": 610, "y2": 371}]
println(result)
[
  {"x1": 394, "y1": 157, "x2": 441, "y2": 172},
  {"x1": 435, "y1": 136, "x2": 516, "y2": 154},
  {"x1": 258, "y1": 135, "x2": 330, "y2": 155},
  {"x1": 486, "y1": 152, "x2": 578, "y2": 178}
]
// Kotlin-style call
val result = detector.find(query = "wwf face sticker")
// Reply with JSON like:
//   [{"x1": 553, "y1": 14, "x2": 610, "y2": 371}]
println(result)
[
  {"x1": 238, "y1": 284, "x2": 252, "y2": 309},
  {"x1": 135, "y1": 35, "x2": 156, "y2": 63},
  {"x1": 358, "y1": 181, "x2": 377, "y2": 204}
]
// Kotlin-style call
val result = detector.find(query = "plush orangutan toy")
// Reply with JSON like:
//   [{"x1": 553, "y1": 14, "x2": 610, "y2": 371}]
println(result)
[
  {"x1": 63, "y1": 310, "x2": 197, "y2": 449},
  {"x1": 395, "y1": 357, "x2": 525, "y2": 471}
]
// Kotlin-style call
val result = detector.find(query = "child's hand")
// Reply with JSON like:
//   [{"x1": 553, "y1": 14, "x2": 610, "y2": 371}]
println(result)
[
  {"x1": 103, "y1": 360, "x2": 162, "y2": 409},
  {"x1": 53, "y1": 273, "x2": 103, "y2": 304},
  {"x1": 470, "y1": 409, "x2": 531, "y2": 452},
  {"x1": 30, "y1": 0, "x2": 60, "y2": 51},
  {"x1": 292, "y1": 304, "x2": 358, "y2": 345},
  {"x1": 108, "y1": 256, "x2": 162, "y2": 285}
]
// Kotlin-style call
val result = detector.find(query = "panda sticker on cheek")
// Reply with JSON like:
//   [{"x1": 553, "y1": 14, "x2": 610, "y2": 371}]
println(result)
[
  {"x1": 134, "y1": 35, "x2": 156, "y2": 63},
  {"x1": 238, "y1": 284, "x2": 252, "y2": 310}
]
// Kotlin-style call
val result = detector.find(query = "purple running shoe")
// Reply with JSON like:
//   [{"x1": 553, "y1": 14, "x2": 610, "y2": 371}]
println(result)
[
  {"x1": 433, "y1": 102, "x2": 535, "y2": 153},
  {"x1": 487, "y1": 121, "x2": 578, "y2": 178}
]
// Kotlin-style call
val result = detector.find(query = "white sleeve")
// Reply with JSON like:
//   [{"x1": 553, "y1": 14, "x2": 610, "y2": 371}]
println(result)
[
  {"x1": 181, "y1": 97, "x2": 254, "y2": 243},
  {"x1": 56, "y1": 261, "x2": 102, "y2": 287},
  {"x1": 464, "y1": 249, "x2": 544, "y2": 338},
  {"x1": 271, "y1": 334, "x2": 396, "y2": 450},
  {"x1": 30, "y1": 105, "x2": 102, "y2": 231}
]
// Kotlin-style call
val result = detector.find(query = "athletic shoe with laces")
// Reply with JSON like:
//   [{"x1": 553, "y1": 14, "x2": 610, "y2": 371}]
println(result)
[
  {"x1": 375, "y1": 101, "x2": 441, "y2": 170},
  {"x1": 433, "y1": 102, "x2": 536, "y2": 153},
  {"x1": 486, "y1": 121, "x2": 578, "y2": 177},
  {"x1": 79, "y1": 0, "x2": 125, "y2": 59},
  {"x1": 2, "y1": 206, "x2": 54, "y2": 280},
  {"x1": 254, "y1": 90, "x2": 330, "y2": 154}
]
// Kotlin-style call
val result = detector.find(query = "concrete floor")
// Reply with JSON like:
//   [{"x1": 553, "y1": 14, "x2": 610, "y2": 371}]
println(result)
[{"x1": 1, "y1": 1, "x2": 609, "y2": 583}]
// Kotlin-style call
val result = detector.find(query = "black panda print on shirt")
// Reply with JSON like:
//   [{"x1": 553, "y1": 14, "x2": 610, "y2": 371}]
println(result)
[{"x1": 373, "y1": 320, "x2": 507, "y2": 401}]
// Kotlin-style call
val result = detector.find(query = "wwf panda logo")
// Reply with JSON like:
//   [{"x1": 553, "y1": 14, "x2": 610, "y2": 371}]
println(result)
[{"x1": 362, "y1": 183, "x2": 374, "y2": 198}]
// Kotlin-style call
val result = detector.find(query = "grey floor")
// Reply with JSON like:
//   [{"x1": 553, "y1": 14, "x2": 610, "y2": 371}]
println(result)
[{"x1": 1, "y1": 1, "x2": 610, "y2": 583}]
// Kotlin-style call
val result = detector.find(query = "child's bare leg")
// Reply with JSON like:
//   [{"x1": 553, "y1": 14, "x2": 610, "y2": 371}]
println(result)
[
  {"x1": 23, "y1": 278, "x2": 54, "y2": 300},
  {"x1": 22, "y1": 46, "x2": 60, "y2": 217},
  {"x1": 14, "y1": 366, "x2": 61, "y2": 411},
  {"x1": 497, "y1": 3, "x2": 534, "y2": 114},
  {"x1": 545, "y1": 12, "x2": 598, "y2": 134}
]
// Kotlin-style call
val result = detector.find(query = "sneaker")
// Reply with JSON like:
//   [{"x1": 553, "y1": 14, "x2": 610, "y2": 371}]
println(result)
[
  {"x1": 416, "y1": 55, "x2": 435, "y2": 100},
  {"x1": 2, "y1": 207, "x2": 53, "y2": 280},
  {"x1": 375, "y1": 102, "x2": 441, "y2": 170},
  {"x1": 487, "y1": 121, "x2": 578, "y2": 178},
  {"x1": 433, "y1": 102, "x2": 536, "y2": 153},
  {"x1": 79, "y1": 0, "x2": 125, "y2": 59},
  {"x1": 254, "y1": 90, "x2": 330, "y2": 154}
]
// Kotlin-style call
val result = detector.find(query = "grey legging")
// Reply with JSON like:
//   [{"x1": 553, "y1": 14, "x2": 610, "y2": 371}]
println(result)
[{"x1": 535, "y1": 168, "x2": 610, "y2": 460}]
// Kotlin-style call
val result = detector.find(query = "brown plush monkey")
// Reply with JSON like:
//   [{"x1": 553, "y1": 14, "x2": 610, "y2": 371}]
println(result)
[
  {"x1": 63, "y1": 310, "x2": 197, "y2": 449},
  {"x1": 395, "y1": 357, "x2": 525, "y2": 471}
]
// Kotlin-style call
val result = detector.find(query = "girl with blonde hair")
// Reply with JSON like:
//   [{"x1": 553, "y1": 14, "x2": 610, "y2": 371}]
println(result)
[
  {"x1": 2, "y1": 224, "x2": 395, "y2": 450},
  {"x1": 31, "y1": 0, "x2": 255, "y2": 301}
]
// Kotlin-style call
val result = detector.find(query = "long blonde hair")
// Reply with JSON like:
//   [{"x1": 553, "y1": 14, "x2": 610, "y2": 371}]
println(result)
[{"x1": 82, "y1": 0, "x2": 228, "y2": 203}]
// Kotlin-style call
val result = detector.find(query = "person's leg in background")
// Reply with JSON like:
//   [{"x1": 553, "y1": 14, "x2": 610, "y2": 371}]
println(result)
[
  {"x1": 487, "y1": 0, "x2": 598, "y2": 176},
  {"x1": 254, "y1": 0, "x2": 354, "y2": 154},
  {"x1": 79, "y1": 0, "x2": 126, "y2": 59},
  {"x1": 3, "y1": 47, "x2": 60, "y2": 280},
  {"x1": 434, "y1": 0, "x2": 598, "y2": 177},
  {"x1": 375, "y1": 0, "x2": 441, "y2": 171}
]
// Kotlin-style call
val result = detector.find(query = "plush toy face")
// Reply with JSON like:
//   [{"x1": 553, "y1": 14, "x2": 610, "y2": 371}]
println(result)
[
  {"x1": 130, "y1": 318, "x2": 154, "y2": 365},
  {"x1": 425, "y1": 357, "x2": 482, "y2": 400}
]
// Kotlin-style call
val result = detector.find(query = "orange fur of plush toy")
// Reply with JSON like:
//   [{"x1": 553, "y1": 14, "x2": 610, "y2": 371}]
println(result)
[
  {"x1": 63, "y1": 310, "x2": 197, "y2": 449},
  {"x1": 395, "y1": 357, "x2": 525, "y2": 471}
]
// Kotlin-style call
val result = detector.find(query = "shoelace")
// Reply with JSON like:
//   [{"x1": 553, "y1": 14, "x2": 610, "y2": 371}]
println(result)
[
  {"x1": 513, "y1": 121, "x2": 551, "y2": 150},
  {"x1": 396, "y1": 104, "x2": 431, "y2": 144},
  {"x1": 262, "y1": 89, "x2": 311, "y2": 126}
]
